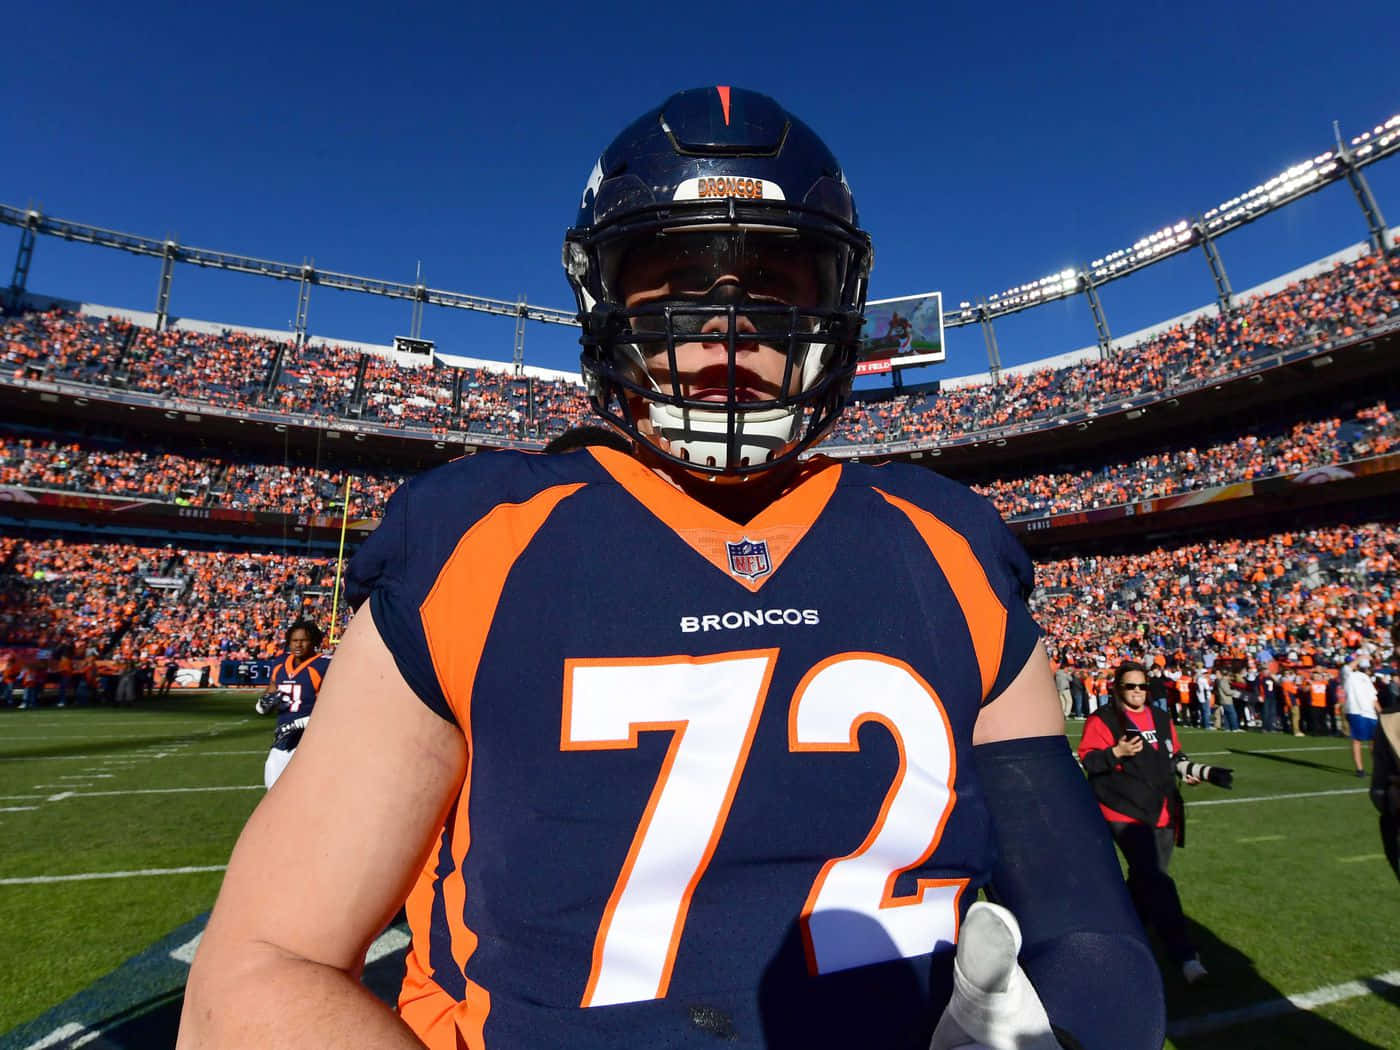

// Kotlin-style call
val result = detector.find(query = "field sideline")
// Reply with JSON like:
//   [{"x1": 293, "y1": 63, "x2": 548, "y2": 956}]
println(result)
[{"x1": 2, "y1": 692, "x2": 1397, "y2": 1049}]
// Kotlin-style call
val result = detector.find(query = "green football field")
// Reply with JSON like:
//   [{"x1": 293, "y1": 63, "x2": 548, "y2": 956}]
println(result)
[{"x1": 1, "y1": 693, "x2": 1396, "y2": 1049}]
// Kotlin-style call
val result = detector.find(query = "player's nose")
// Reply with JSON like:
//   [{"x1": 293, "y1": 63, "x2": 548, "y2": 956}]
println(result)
[{"x1": 698, "y1": 311, "x2": 758, "y2": 341}]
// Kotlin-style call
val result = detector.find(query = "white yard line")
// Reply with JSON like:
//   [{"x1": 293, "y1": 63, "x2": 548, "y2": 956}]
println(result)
[
  {"x1": 0, "y1": 805, "x2": 39, "y2": 812},
  {"x1": 1190, "y1": 788, "x2": 1368, "y2": 807},
  {"x1": 196, "y1": 750, "x2": 268, "y2": 756},
  {"x1": 1166, "y1": 969, "x2": 1400, "y2": 1038},
  {"x1": 169, "y1": 932, "x2": 203, "y2": 965},
  {"x1": 366, "y1": 926, "x2": 412, "y2": 963},
  {"x1": 1191, "y1": 745, "x2": 1346, "y2": 756},
  {"x1": 0, "y1": 732, "x2": 207, "y2": 739},
  {"x1": 1337, "y1": 853, "x2": 1385, "y2": 863},
  {"x1": 39, "y1": 784, "x2": 262, "y2": 799},
  {"x1": 0, "y1": 756, "x2": 252, "y2": 767},
  {"x1": 0, "y1": 865, "x2": 227, "y2": 886},
  {"x1": 0, "y1": 756, "x2": 129, "y2": 763},
  {"x1": 21, "y1": 1022, "x2": 100, "y2": 1050}
]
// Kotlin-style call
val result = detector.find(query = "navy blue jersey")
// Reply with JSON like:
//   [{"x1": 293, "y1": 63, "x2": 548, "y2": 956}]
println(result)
[
  {"x1": 346, "y1": 447, "x2": 1040, "y2": 1050},
  {"x1": 268, "y1": 653, "x2": 331, "y2": 749}
]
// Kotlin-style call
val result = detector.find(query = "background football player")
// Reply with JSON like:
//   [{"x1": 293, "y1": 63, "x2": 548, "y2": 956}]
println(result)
[
  {"x1": 180, "y1": 87, "x2": 1162, "y2": 1050},
  {"x1": 253, "y1": 619, "x2": 331, "y2": 789}
]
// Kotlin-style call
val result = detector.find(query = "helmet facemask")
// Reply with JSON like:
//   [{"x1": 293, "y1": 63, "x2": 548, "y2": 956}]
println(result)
[{"x1": 567, "y1": 205, "x2": 869, "y2": 477}]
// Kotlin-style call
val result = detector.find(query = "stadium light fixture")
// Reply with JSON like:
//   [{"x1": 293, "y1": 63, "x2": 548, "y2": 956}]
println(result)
[
  {"x1": 984, "y1": 268, "x2": 1081, "y2": 312},
  {"x1": 1089, "y1": 219, "x2": 1197, "y2": 281}
]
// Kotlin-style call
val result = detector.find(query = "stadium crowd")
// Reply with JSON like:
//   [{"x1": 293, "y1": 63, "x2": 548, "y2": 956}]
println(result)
[
  {"x1": 0, "y1": 536, "x2": 338, "y2": 667},
  {"x1": 4, "y1": 250, "x2": 1396, "y2": 448},
  {"x1": 4, "y1": 396, "x2": 1395, "y2": 525},
  {"x1": 828, "y1": 250, "x2": 1400, "y2": 446},
  {"x1": 1036, "y1": 521, "x2": 1398, "y2": 730},
  {"x1": 3, "y1": 248, "x2": 1398, "y2": 709},
  {"x1": 974, "y1": 398, "x2": 1399, "y2": 519},
  {"x1": 0, "y1": 429, "x2": 403, "y2": 518},
  {"x1": 3, "y1": 517, "x2": 1395, "y2": 711}
]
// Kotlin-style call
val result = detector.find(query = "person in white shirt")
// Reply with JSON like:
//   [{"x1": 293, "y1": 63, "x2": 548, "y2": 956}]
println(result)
[
  {"x1": 1343, "y1": 659, "x2": 1380, "y2": 777},
  {"x1": 1195, "y1": 668, "x2": 1215, "y2": 730}
]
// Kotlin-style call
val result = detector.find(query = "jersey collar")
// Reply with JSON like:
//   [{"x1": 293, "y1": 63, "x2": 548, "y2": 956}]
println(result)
[{"x1": 587, "y1": 447, "x2": 841, "y2": 592}]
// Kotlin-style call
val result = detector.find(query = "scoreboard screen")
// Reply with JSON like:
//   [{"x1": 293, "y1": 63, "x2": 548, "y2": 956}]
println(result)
[
  {"x1": 393, "y1": 336, "x2": 435, "y2": 359},
  {"x1": 856, "y1": 292, "x2": 945, "y2": 375}
]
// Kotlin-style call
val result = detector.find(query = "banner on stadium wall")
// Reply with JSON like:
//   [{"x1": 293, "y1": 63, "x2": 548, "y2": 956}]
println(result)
[
  {"x1": 0, "y1": 486, "x2": 381, "y2": 535},
  {"x1": 219, "y1": 659, "x2": 277, "y2": 687},
  {"x1": 857, "y1": 292, "x2": 945, "y2": 373},
  {"x1": 175, "y1": 660, "x2": 218, "y2": 688}
]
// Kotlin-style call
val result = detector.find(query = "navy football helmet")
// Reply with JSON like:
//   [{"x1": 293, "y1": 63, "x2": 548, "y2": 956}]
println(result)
[{"x1": 564, "y1": 86, "x2": 873, "y2": 476}]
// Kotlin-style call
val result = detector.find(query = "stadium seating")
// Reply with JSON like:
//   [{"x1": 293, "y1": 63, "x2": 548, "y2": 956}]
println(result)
[
  {"x1": 3, "y1": 519, "x2": 1393, "y2": 677},
  {"x1": 4, "y1": 394, "x2": 1394, "y2": 524},
  {"x1": 0, "y1": 430, "x2": 403, "y2": 518},
  {"x1": 3, "y1": 249, "x2": 1395, "y2": 446},
  {"x1": 1, "y1": 247, "x2": 1397, "y2": 669},
  {"x1": 1034, "y1": 522, "x2": 1397, "y2": 674},
  {"x1": 827, "y1": 251, "x2": 1400, "y2": 446},
  {"x1": 1, "y1": 537, "x2": 336, "y2": 662},
  {"x1": 973, "y1": 399, "x2": 1399, "y2": 520}
]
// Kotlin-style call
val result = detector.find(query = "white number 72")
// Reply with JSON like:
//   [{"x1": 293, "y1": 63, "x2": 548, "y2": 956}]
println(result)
[{"x1": 562, "y1": 648, "x2": 965, "y2": 1008}]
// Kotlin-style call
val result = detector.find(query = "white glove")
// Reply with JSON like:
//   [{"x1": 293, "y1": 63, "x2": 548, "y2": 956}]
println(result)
[{"x1": 929, "y1": 901, "x2": 1060, "y2": 1050}]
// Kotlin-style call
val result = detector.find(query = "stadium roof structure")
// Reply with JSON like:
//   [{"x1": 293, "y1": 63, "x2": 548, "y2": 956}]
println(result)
[{"x1": 950, "y1": 113, "x2": 1399, "y2": 325}]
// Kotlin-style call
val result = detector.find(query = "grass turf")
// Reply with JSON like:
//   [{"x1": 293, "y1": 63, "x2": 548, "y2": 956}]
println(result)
[
  {"x1": 1, "y1": 699, "x2": 1396, "y2": 1047},
  {"x1": 0, "y1": 691, "x2": 264, "y2": 1035}
]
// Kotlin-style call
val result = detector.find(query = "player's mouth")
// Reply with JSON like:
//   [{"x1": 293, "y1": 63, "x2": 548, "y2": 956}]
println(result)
[{"x1": 687, "y1": 365, "x2": 776, "y2": 403}]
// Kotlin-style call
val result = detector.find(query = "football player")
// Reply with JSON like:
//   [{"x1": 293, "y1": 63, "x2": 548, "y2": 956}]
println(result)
[
  {"x1": 253, "y1": 620, "x2": 331, "y2": 789},
  {"x1": 180, "y1": 87, "x2": 1161, "y2": 1050}
]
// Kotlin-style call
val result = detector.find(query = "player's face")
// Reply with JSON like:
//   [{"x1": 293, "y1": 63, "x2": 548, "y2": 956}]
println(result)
[
  {"x1": 287, "y1": 629, "x2": 314, "y2": 658},
  {"x1": 1118, "y1": 675, "x2": 1149, "y2": 710},
  {"x1": 617, "y1": 232, "x2": 826, "y2": 403}
]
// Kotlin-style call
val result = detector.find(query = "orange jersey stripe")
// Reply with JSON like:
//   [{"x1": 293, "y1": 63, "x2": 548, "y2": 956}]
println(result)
[
  {"x1": 872, "y1": 489, "x2": 1007, "y2": 700},
  {"x1": 410, "y1": 481, "x2": 587, "y2": 1048}
]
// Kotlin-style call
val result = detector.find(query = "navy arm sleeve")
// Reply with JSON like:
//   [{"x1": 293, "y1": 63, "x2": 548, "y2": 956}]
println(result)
[{"x1": 975, "y1": 735, "x2": 1165, "y2": 1050}]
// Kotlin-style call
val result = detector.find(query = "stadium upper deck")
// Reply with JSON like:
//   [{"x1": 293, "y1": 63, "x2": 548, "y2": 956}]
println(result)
[
  {"x1": 3, "y1": 243, "x2": 1397, "y2": 457},
  {"x1": 3, "y1": 394, "x2": 1395, "y2": 528}
]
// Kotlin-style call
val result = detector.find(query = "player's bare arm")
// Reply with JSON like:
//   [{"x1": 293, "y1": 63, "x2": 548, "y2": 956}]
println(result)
[
  {"x1": 177, "y1": 607, "x2": 466, "y2": 1049},
  {"x1": 971, "y1": 640, "x2": 1064, "y2": 745}
]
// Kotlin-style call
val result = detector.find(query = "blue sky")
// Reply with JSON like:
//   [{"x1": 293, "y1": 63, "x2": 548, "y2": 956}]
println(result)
[{"x1": 5, "y1": 0, "x2": 1399, "y2": 383}]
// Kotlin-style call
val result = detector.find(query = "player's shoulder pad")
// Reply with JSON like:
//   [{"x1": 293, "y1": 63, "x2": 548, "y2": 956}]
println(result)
[
  {"x1": 838, "y1": 459, "x2": 1037, "y2": 627},
  {"x1": 396, "y1": 448, "x2": 609, "y2": 530},
  {"x1": 346, "y1": 449, "x2": 606, "y2": 608},
  {"x1": 839, "y1": 459, "x2": 1010, "y2": 539}
]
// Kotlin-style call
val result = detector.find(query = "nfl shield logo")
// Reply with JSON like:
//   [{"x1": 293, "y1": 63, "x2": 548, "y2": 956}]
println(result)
[{"x1": 726, "y1": 538, "x2": 772, "y2": 581}]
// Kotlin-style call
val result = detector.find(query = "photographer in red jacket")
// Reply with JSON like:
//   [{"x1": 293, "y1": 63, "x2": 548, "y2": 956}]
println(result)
[{"x1": 1079, "y1": 661, "x2": 1234, "y2": 984}]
